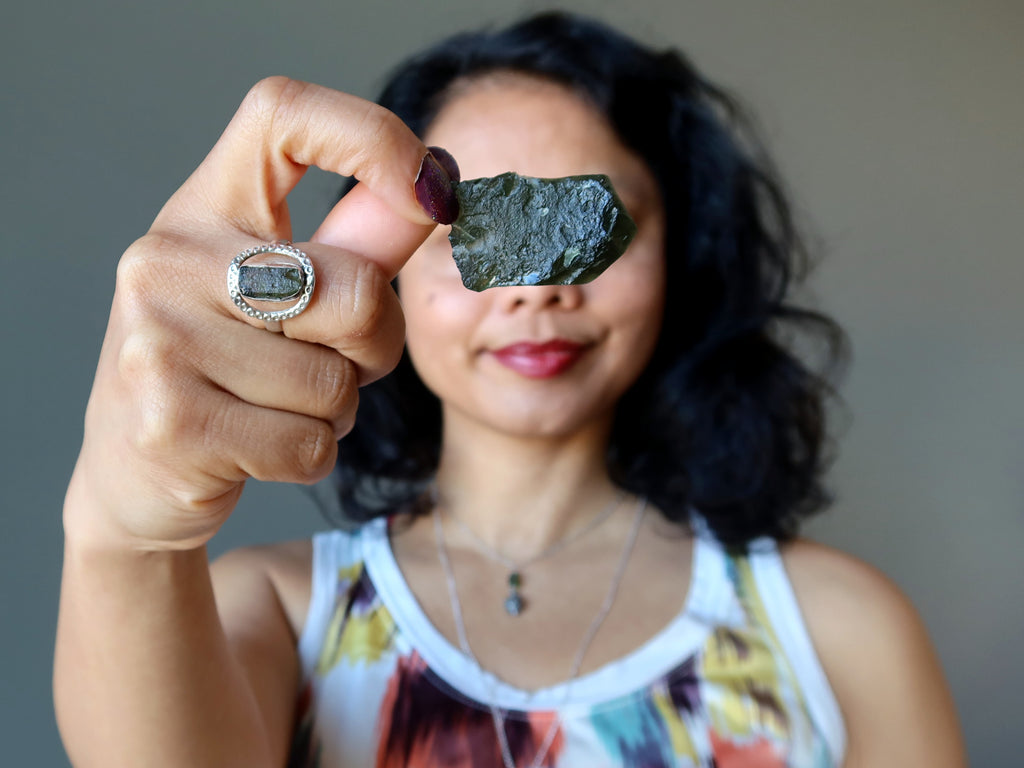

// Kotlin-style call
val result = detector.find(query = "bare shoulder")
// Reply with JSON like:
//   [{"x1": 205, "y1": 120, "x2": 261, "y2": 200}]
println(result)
[
  {"x1": 210, "y1": 539, "x2": 313, "y2": 640},
  {"x1": 779, "y1": 540, "x2": 932, "y2": 699},
  {"x1": 780, "y1": 538, "x2": 914, "y2": 638},
  {"x1": 779, "y1": 539, "x2": 967, "y2": 767}
]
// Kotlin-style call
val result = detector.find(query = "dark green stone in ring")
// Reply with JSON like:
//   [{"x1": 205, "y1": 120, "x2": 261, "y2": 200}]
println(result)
[{"x1": 237, "y1": 264, "x2": 304, "y2": 301}]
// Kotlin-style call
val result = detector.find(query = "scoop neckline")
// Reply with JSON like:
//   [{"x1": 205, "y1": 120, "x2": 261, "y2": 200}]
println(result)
[{"x1": 360, "y1": 515, "x2": 724, "y2": 713}]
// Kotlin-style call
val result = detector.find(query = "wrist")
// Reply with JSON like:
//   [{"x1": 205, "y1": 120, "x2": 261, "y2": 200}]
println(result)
[{"x1": 62, "y1": 463, "x2": 212, "y2": 556}]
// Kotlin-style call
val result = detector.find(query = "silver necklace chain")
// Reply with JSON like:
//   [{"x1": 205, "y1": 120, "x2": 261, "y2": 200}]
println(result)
[
  {"x1": 435, "y1": 488, "x2": 626, "y2": 616},
  {"x1": 441, "y1": 490, "x2": 626, "y2": 572},
  {"x1": 433, "y1": 496, "x2": 648, "y2": 768}
]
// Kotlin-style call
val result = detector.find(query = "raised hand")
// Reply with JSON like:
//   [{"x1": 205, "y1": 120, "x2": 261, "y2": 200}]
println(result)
[{"x1": 64, "y1": 76, "x2": 459, "y2": 552}]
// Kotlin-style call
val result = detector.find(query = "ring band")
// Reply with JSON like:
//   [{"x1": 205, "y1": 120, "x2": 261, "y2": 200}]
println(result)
[{"x1": 228, "y1": 242, "x2": 315, "y2": 332}]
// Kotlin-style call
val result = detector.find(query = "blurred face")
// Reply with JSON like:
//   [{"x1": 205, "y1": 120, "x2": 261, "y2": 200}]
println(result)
[{"x1": 400, "y1": 73, "x2": 666, "y2": 440}]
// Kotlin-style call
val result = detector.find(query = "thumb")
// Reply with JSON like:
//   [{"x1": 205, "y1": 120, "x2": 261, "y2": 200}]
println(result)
[{"x1": 312, "y1": 147, "x2": 461, "y2": 279}]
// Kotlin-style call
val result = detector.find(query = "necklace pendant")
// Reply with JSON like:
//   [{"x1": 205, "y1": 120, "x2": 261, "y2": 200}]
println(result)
[{"x1": 505, "y1": 572, "x2": 524, "y2": 616}]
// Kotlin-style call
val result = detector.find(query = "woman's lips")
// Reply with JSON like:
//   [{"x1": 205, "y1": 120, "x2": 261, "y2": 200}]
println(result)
[{"x1": 489, "y1": 340, "x2": 588, "y2": 379}]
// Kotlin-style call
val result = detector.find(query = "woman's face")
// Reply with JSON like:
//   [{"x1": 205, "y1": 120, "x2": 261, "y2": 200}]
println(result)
[{"x1": 400, "y1": 73, "x2": 666, "y2": 440}]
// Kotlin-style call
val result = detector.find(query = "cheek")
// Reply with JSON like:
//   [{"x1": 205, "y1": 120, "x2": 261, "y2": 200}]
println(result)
[
  {"x1": 613, "y1": 283, "x2": 665, "y2": 355},
  {"x1": 597, "y1": 238, "x2": 666, "y2": 334},
  {"x1": 401, "y1": 236, "x2": 468, "y2": 323},
  {"x1": 400, "y1": 266, "x2": 486, "y2": 368},
  {"x1": 402, "y1": 267, "x2": 485, "y2": 326},
  {"x1": 402, "y1": 285, "x2": 490, "y2": 405}
]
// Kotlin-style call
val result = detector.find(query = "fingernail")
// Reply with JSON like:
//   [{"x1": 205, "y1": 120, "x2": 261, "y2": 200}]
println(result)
[
  {"x1": 427, "y1": 146, "x2": 460, "y2": 183},
  {"x1": 415, "y1": 148, "x2": 460, "y2": 224}
]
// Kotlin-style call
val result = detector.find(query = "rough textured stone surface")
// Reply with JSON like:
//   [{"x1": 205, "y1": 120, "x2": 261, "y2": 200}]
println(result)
[
  {"x1": 448, "y1": 172, "x2": 637, "y2": 291},
  {"x1": 238, "y1": 265, "x2": 304, "y2": 301}
]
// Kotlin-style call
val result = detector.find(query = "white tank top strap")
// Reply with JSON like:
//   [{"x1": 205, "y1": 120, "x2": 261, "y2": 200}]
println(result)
[
  {"x1": 690, "y1": 515, "x2": 847, "y2": 766},
  {"x1": 745, "y1": 540, "x2": 847, "y2": 764},
  {"x1": 297, "y1": 528, "x2": 363, "y2": 677}
]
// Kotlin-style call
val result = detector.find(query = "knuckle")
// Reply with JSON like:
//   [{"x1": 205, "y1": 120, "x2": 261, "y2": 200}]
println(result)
[
  {"x1": 349, "y1": 104, "x2": 407, "y2": 179},
  {"x1": 116, "y1": 234, "x2": 166, "y2": 295},
  {"x1": 309, "y1": 355, "x2": 356, "y2": 420},
  {"x1": 332, "y1": 389, "x2": 359, "y2": 440},
  {"x1": 118, "y1": 330, "x2": 197, "y2": 454},
  {"x1": 244, "y1": 76, "x2": 296, "y2": 113},
  {"x1": 292, "y1": 421, "x2": 337, "y2": 482},
  {"x1": 324, "y1": 259, "x2": 405, "y2": 384},
  {"x1": 341, "y1": 259, "x2": 391, "y2": 341},
  {"x1": 379, "y1": 312, "x2": 407, "y2": 374},
  {"x1": 133, "y1": 374, "x2": 193, "y2": 457},
  {"x1": 243, "y1": 76, "x2": 311, "y2": 134},
  {"x1": 115, "y1": 232, "x2": 189, "y2": 317},
  {"x1": 356, "y1": 104, "x2": 395, "y2": 146},
  {"x1": 117, "y1": 328, "x2": 175, "y2": 383}
]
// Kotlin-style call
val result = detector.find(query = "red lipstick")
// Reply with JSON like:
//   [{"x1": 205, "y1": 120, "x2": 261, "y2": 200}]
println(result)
[{"x1": 490, "y1": 339, "x2": 587, "y2": 379}]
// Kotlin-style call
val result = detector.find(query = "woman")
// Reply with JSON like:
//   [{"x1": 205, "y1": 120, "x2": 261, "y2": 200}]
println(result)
[{"x1": 54, "y1": 12, "x2": 965, "y2": 768}]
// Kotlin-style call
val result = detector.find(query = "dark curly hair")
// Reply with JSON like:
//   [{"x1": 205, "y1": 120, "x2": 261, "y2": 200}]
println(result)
[{"x1": 327, "y1": 11, "x2": 848, "y2": 547}]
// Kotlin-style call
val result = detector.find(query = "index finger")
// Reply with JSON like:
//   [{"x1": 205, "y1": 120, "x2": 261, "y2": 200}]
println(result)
[{"x1": 155, "y1": 77, "x2": 456, "y2": 250}]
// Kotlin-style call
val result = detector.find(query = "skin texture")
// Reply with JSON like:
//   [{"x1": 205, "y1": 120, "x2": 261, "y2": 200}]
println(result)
[
  {"x1": 54, "y1": 73, "x2": 967, "y2": 768},
  {"x1": 54, "y1": 77, "x2": 453, "y2": 768}
]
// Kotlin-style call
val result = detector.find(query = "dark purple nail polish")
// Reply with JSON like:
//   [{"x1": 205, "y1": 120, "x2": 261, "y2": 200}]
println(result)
[
  {"x1": 427, "y1": 145, "x2": 460, "y2": 183},
  {"x1": 415, "y1": 149, "x2": 460, "y2": 224}
]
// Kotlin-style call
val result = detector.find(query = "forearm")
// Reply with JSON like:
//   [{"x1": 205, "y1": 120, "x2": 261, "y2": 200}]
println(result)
[
  {"x1": 54, "y1": 534, "x2": 278, "y2": 768},
  {"x1": 51, "y1": 73, "x2": 430, "y2": 768}
]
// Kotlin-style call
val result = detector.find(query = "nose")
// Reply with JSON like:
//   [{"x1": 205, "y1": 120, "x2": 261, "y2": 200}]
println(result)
[{"x1": 495, "y1": 283, "x2": 584, "y2": 312}]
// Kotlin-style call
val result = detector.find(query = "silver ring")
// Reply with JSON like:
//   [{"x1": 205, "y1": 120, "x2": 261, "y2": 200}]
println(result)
[{"x1": 227, "y1": 242, "x2": 315, "y2": 332}]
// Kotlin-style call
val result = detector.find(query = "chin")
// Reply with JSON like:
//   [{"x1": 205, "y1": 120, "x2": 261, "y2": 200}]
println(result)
[{"x1": 448, "y1": 395, "x2": 615, "y2": 442}]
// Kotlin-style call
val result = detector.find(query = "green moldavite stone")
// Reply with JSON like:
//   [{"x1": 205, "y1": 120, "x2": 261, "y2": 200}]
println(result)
[
  {"x1": 448, "y1": 172, "x2": 638, "y2": 291},
  {"x1": 237, "y1": 265, "x2": 304, "y2": 301}
]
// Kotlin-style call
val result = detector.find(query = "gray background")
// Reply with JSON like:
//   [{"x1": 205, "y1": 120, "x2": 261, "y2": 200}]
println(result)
[{"x1": 2, "y1": 1, "x2": 1021, "y2": 765}]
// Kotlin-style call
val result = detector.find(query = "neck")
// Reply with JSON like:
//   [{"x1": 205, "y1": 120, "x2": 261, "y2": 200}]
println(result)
[{"x1": 433, "y1": 408, "x2": 624, "y2": 562}]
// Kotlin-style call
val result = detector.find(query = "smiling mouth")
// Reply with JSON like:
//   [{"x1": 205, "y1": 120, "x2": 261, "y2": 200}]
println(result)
[{"x1": 489, "y1": 339, "x2": 588, "y2": 379}]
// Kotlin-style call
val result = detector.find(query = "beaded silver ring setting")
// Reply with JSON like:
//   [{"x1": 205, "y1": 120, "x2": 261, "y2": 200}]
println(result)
[{"x1": 227, "y1": 242, "x2": 315, "y2": 332}]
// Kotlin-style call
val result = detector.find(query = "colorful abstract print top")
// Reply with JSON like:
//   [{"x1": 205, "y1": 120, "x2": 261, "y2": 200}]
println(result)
[{"x1": 290, "y1": 519, "x2": 845, "y2": 768}]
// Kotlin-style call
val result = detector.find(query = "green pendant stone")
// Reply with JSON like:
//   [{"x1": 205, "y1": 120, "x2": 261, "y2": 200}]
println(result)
[
  {"x1": 508, "y1": 572, "x2": 522, "y2": 588},
  {"x1": 237, "y1": 265, "x2": 304, "y2": 301},
  {"x1": 448, "y1": 172, "x2": 638, "y2": 291}
]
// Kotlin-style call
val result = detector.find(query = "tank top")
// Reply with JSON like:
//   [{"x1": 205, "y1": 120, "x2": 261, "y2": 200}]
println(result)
[{"x1": 289, "y1": 517, "x2": 845, "y2": 767}]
